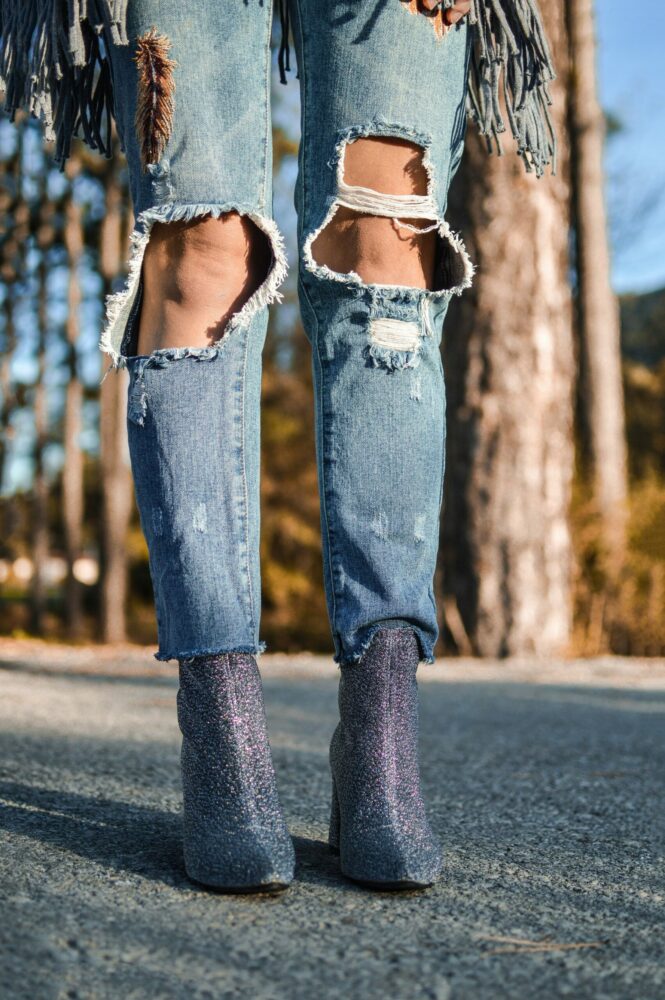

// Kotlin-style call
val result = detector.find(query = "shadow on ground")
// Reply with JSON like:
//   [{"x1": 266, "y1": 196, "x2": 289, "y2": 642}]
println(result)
[{"x1": 0, "y1": 661, "x2": 663, "y2": 998}]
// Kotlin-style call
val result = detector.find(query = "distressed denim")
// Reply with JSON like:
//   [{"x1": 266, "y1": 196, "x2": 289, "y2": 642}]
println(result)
[{"x1": 102, "y1": 0, "x2": 472, "y2": 664}]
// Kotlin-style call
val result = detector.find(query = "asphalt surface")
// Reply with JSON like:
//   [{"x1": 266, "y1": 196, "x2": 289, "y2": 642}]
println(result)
[{"x1": 0, "y1": 640, "x2": 663, "y2": 1000}]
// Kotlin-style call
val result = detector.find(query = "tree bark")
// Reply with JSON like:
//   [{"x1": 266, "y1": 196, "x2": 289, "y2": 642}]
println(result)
[
  {"x1": 567, "y1": 0, "x2": 628, "y2": 553},
  {"x1": 441, "y1": 3, "x2": 575, "y2": 656}
]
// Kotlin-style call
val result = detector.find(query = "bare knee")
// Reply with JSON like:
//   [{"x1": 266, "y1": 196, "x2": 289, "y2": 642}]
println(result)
[
  {"x1": 342, "y1": 136, "x2": 430, "y2": 196},
  {"x1": 311, "y1": 137, "x2": 437, "y2": 290},
  {"x1": 139, "y1": 212, "x2": 271, "y2": 353},
  {"x1": 144, "y1": 214, "x2": 268, "y2": 294}
]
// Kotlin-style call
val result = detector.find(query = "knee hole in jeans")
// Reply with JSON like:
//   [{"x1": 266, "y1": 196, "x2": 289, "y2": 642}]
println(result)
[
  {"x1": 135, "y1": 212, "x2": 273, "y2": 355},
  {"x1": 310, "y1": 137, "x2": 444, "y2": 291}
]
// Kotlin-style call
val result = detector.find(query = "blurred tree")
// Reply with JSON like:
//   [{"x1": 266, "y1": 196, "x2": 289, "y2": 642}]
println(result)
[
  {"x1": 0, "y1": 128, "x2": 23, "y2": 549},
  {"x1": 259, "y1": 114, "x2": 329, "y2": 653},
  {"x1": 442, "y1": 2, "x2": 574, "y2": 656},
  {"x1": 97, "y1": 141, "x2": 133, "y2": 643},
  {"x1": 567, "y1": 0, "x2": 628, "y2": 559},
  {"x1": 62, "y1": 152, "x2": 85, "y2": 635},
  {"x1": 260, "y1": 316, "x2": 329, "y2": 653},
  {"x1": 30, "y1": 162, "x2": 54, "y2": 634},
  {"x1": 620, "y1": 287, "x2": 665, "y2": 368}
]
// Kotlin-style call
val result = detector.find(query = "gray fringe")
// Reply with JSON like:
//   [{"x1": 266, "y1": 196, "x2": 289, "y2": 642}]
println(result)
[
  {"x1": 456, "y1": 0, "x2": 557, "y2": 176},
  {"x1": 0, "y1": 0, "x2": 555, "y2": 176},
  {"x1": 276, "y1": 0, "x2": 556, "y2": 176},
  {"x1": 0, "y1": 0, "x2": 128, "y2": 167}
]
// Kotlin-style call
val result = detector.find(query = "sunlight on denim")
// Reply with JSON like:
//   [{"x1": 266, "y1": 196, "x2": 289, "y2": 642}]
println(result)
[{"x1": 100, "y1": 0, "x2": 473, "y2": 664}]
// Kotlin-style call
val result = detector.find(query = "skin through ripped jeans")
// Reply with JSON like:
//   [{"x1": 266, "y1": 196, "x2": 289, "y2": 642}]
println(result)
[{"x1": 101, "y1": 0, "x2": 473, "y2": 665}]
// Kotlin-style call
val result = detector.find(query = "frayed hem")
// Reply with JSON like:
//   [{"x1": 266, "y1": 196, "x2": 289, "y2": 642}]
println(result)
[
  {"x1": 334, "y1": 624, "x2": 436, "y2": 667},
  {"x1": 154, "y1": 641, "x2": 267, "y2": 663},
  {"x1": 436, "y1": 219, "x2": 476, "y2": 295},
  {"x1": 120, "y1": 345, "x2": 228, "y2": 368},
  {"x1": 98, "y1": 202, "x2": 288, "y2": 377}
]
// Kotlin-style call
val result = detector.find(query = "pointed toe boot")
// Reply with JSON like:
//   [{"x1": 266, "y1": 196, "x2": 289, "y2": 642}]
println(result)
[{"x1": 177, "y1": 653, "x2": 295, "y2": 892}]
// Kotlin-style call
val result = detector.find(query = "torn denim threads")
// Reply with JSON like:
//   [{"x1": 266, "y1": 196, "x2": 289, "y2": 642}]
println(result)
[
  {"x1": 101, "y1": 0, "x2": 285, "y2": 369},
  {"x1": 291, "y1": 0, "x2": 473, "y2": 664},
  {"x1": 80, "y1": 0, "x2": 472, "y2": 666},
  {"x1": 102, "y1": 0, "x2": 278, "y2": 660}
]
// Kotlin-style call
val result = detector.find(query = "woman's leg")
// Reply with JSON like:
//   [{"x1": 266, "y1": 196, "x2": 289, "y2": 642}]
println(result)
[
  {"x1": 103, "y1": 0, "x2": 293, "y2": 890},
  {"x1": 291, "y1": 0, "x2": 472, "y2": 666},
  {"x1": 104, "y1": 2, "x2": 288, "y2": 659},
  {"x1": 290, "y1": 0, "x2": 472, "y2": 885}
]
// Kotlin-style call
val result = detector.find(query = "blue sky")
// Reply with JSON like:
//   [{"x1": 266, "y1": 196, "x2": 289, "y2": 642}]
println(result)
[{"x1": 597, "y1": 0, "x2": 665, "y2": 293}]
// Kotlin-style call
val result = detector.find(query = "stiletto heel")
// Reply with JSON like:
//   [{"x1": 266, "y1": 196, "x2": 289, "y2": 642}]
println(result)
[{"x1": 329, "y1": 776, "x2": 341, "y2": 853}]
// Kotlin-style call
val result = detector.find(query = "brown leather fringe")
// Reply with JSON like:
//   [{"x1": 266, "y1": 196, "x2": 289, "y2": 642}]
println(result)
[{"x1": 134, "y1": 27, "x2": 177, "y2": 172}]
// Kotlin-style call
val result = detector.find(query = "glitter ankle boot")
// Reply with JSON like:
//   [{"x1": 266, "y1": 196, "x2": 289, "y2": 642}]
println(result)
[
  {"x1": 177, "y1": 653, "x2": 295, "y2": 892},
  {"x1": 329, "y1": 627, "x2": 443, "y2": 888}
]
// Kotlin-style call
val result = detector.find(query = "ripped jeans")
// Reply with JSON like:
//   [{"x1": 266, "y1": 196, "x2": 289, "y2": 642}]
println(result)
[{"x1": 102, "y1": 0, "x2": 473, "y2": 664}]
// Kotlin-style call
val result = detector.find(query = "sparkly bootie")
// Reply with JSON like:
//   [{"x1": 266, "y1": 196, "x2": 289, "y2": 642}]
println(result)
[
  {"x1": 177, "y1": 653, "x2": 295, "y2": 892},
  {"x1": 329, "y1": 627, "x2": 443, "y2": 888}
]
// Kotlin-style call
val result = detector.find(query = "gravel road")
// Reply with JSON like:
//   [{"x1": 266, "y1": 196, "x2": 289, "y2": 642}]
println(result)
[{"x1": 0, "y1": 640, "x2": 663, "y2": 1000}]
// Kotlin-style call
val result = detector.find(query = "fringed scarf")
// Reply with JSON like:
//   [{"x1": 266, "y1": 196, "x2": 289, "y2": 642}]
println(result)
[{"x1": 0, "y1": 0, "x2": 556, "y2": 176}]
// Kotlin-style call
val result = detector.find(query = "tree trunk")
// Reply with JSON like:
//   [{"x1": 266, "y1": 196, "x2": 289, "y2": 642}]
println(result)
[
  {"x1": 0, "y1": 130, "x2": 28, "y2": 559},
  {"x1": 0, "y1": 146, "x2": 20, "y2": 500},
  {"x1": 62, "y1": 154, "x2": 85, "y2": 637},
  {"x1": 441, "y1": 3, "x2": 574, "y2": 656},
  {"x1": 567, "y1": 0, "x2": 628, "y2": 554},
  {"x1": 98, "y1": 151, "x2": 133, "y2": 643},
  {"x1": 30, "y1": 237, "x2": 50, "y2": 634}
]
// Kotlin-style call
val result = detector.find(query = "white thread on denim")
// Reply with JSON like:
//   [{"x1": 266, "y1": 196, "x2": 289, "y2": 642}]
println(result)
[
  {"x1": 336, "y1": 178, "x2": 439, "y2": 221},
  {"x1": 422, "y1": 295, "x2": 434, "y2": 338},
  {"x1": 369, "y1": 317, "x2": 422, "y2": 352}
]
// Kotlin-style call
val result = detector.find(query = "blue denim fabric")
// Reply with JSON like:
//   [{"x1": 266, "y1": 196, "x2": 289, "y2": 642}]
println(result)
[{"x1": 102, "y1": 0, "x2": 472, "y2": 664}]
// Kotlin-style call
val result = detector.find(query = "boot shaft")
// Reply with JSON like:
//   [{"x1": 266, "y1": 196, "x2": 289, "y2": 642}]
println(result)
[
  {"x1": 177, "y1": 653, "x2": 265, "y2": 745},
  {"x1": 328, "y1": 626, "x2": 442, "y2": 887},
  {"x1": 335, "y1": 627, "x2": 421, "y2": 755}
]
